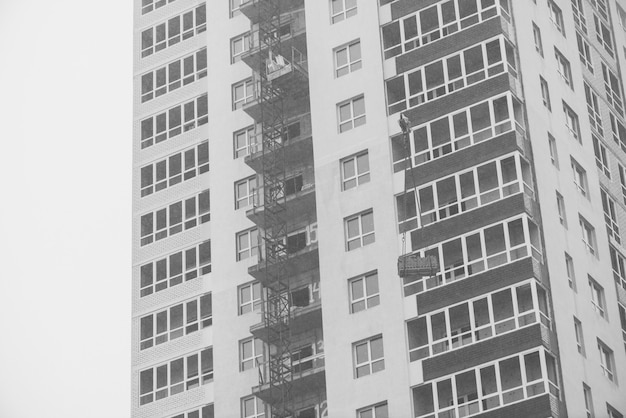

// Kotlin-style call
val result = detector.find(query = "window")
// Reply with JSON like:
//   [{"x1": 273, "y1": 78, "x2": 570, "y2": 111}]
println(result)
[
  {"x1": 390, "y1": 93, "x2": 524, "y2": 169},
  {"x1": 619, "y1": 164, "x2": 626, "y2": 205},
  {"x1": 411, "y1": 349, "x2": 560, "y2": 417},
  {"x1": 574, "y1": 317, "x2": 585, "y2": 355},
  {"x1": 141, "y1": 5, "x2": 206, "y2": 57},
  {"x1": 594, "y1": 15, "x2": 613, "y2": 56},
  {"x1": 607, "y1": 404, "x2": 624, "y2": 418},
  {"x1": 402, "y1": 215, "x2": 542, "y2": 297},
  {"x1": 140, "y1": 190, "x2": 210, "y2": 246},
  {"x1": 597, "y1": 339, "x2": 615, "y2": 381},
  {"x1": 577, "y1": 32, "x2": 594, "y2": 72},
  {"x1": 406, "y1": 281, "x2": 552, "y2": 362},
  {"x1": 232, "y1": 79, "x2": 254, "y2": 110},
  {"x1": 585, "y1": 83, "x2": 603, "y2": 135},
  {"x1": 610, "y1": 113, "x2": 626, "y2": 152},
  {"x1": 611, "y1": 246, "x2": 626, "y2": 290},
  {"x1": 230, "y1": 0, "x2": 244, "y2": 17},
  {"x1": 140, "y1": 241, "x2": 211, "y2": 297},
  {"x1": 590, "y1": 0, "x2": 608, "y2": 21},
  {"x1": 593, "y1": 136, "x2": 611, "y2": 178},
  {"x1": 396, "y1": 153, "x2": 534, "y2": 230},
  {"x1": 563, "y1": 102, "x2": 580, "y2": 141},
  {"x1": 555, "y1": 49, "x2": 573, "y2": 88},
  {"x1": 385, "y1": 37, "x2": 516, "y2": 115},
  {"x1": 548, "y1": 0, "x2": 565, "y2": 35},
  {"x1": 345, "y1": 210, "x2": 375, "y2": 251},
  {"x1": 601, "y1": 189, "x2": 621, "y2": 243},
  {"x1": 141, "y1": 49, "x2": 208, "y2": 103},
  {"x1": 571, "y1": 159, "x2": 587, "y2": 196},
  {"x1": 565, "y1": 252, "x2": 576, "y2": 289},
  {"x1": 139, "y1": 348, "x2": 213, "y2": 405},
  {"x1": 583, "y1": 384, "x2": 594, "y2": 418},
  {"x1": 140, "y1": 294, "x2": 212, "y2": 350},
  {"x1": 234, "y1": 126, "x2": 258, "y2": 158},
  {"x1": 141, "y1": 141, "x2": 209, "y2": 197},
  {"x1": 619, "y1": 304, "x2": 626, "y2": 351},
  {"x1": 141, "y1": 0, "x2": 175, "y2": 15},
  {"x1": 235, "y1": 176, "x2": 257, "y2": 209},
  {"x1": 580, "y1": 218, "x2": 597, "y2": 256},
  {"x1": 335, "y1": 40, "x2": 362, "y2": 77},
  {"x1": 169, "y1": 404, "x2": 214, "y2": 418},
  {"x1": 341, "y1": 151, "x2": 370, "y2": 190},
  {"x1": 354, "y1": 335, "x2": 384, "y2": 378},
  {"x1": 240, "y1": 338, "x2": 264, "y2": 371},
  {"x1": 349, "y1": 271, "x2": 380, "y2": 313},
  {"x1": 540, "y1": 77, "x2": 551, "y2": 110},
  {"x1": 357, "y1": 402, "x2": 388, "y2": 418},
  {"x1": 331, "y1": 0, "x2": 357, "y2": 24},
  {"x1": 241, "y1": 396, "x2": 265, "y2": 418},
  {"x1": 141, "y1": 94, "x2": 208, "y2": 149},
  {"x1": 338, "y1": 96, "x2": 366, "y2": 132},
  {"x1": 239, "y1": 282, "x2": 262, "y2": 315},
  {"x1": 589, "y1": 277, "x2": 606, "y2": 316},
  {"x1": 602, "y1": 62, "x2": 623, "y2": 113},
  {"x1": 571, "y1": 0, "x2": 587, "y2": 33},
  {"x1": 237, "y1": 228, "x2": 259, "y2": 261},
  {"x1": 231, "y1": 32, "x2": 250, "y2": 63},
  {"x1": 380, "y1": 0, "x2": 511, "y2": 59},
  {"x1": 618, "y1": 4, "x2": 626, "y2": 30},
  {"x1": 548, "y1": 133, "x2": 559, "y2": 168},
  {"x1": 533, "y1": 23, "x2": 544, "y2": 56},
  {"x1": 556, "y1": 192, "x2": 567, "y2": 227}
]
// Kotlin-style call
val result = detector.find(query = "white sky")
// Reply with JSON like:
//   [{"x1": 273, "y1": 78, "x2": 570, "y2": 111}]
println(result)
[{"x1": 0, "y1": 1, "x2": 132, "y2": 416}]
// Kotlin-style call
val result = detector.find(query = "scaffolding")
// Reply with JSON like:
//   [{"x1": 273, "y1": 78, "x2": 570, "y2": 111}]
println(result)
[{"x1": 254, "y1": 0, "x2": 293, "y2": 416}]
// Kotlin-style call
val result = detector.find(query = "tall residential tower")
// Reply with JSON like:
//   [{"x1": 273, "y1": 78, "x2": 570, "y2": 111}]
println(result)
[{"x1": 133, "y1": 0, "x2": 626, "y2": 416}]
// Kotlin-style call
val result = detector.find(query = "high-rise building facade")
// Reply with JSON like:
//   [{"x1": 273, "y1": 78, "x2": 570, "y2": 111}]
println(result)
[{"x1": 132, "y1": 0, "x2": 626, "y2": 416}]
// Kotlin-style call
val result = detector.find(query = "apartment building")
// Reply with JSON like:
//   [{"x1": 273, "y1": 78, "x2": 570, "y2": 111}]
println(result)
[{"x1": 132, "y1": 0, "x2": 626, "y2": 416}]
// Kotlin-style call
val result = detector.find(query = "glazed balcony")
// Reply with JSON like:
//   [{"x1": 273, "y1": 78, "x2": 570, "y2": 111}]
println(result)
[
  {"x1": 239, "y1": 0, "x2": 305, "y2": 25},
  {"x1": 245, "y1": 113, "x2": 313, "y2": 174}
]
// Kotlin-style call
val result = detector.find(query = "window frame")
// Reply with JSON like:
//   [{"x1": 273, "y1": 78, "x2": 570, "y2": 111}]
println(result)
[
  {"x1": 330, "y1": 0, "x2": 357, "y2": 24},
  {"x1": 597, "y1": 339, "x2": 615, "y2": 382},
  {"x1": 341, "y1": 150, "x2": 370, "y2": 190},
  {"x1": 338, "y1": 95, "x2": 366, "y2": 133},
  {"x1": 353, "y1": 335, "x2": 385, "y2": 378},
  {"x1": 237, "y1": 228, "x2": 259, "y2": 261},
  {"x1": 240, "y1": 338, "x2": 265, "y2": 372},
  {"x1": 345, "y1": 210, "x2": 375, "y2": 251},
  {"x1": 571, "y1": 159, "x2": 587, "y2": 197},
  {"x1": 548, "y1": 0, "x2": 565, "y2": 35},
  {"x1": 238, "y1": 281, "x2": 262, "y2": 315},
  {"x1": 589, "y1": 276, "x2": 606, "y2": 317},
  {"x1": 232, "y1": 78, "x2": 255, "y2": 110},
  {"x1": 335, "y1": 39, "x2": 362, "y2": 77},
  {"x1": 235, "y1": 176, "x2": 258, "y2": 210},
  {"x1": 580, "y1": 218, "x2": 597, "y2": 256},
  {"x1": 554, "y1": 48, "x2": 573, "y2": 88},
  {"x1": 231, "y1": 32, "x2": 251, "y2": 63},
  {"x1": 349, "y1": 271, "x2": 380, "y2": 313}
]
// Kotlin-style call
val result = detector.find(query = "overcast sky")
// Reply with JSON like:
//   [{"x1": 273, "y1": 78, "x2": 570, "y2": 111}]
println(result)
[{"x1": 0, "y1": 1, "x2": 132, "y2": 416}]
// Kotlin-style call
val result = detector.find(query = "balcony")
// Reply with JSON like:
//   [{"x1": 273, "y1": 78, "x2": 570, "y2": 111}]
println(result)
[
  {"x1": 249, "y1": 242, "x2": 319, "y2": 284},
  {"x1": 239, "y1": 0, "x2": 305, "y2": 25},
  {"x1": 250, "y1": 297, "x2": 322, "y2": 342},
  {"x1": 245, "y1": 114, "x2": 313, "y2": 173},
  {"x1": 241, "y1": 10, "x2": 307, "y2": 71},
  {"x1": 242, "y1": 72, "x2": 311, "y2": 122},
  {"x1": 247, "y1": 183, "x2": 316, "y2": 228},
  {"x1": 253, "y1": 355, "x2": 325, "y2": 404}
]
